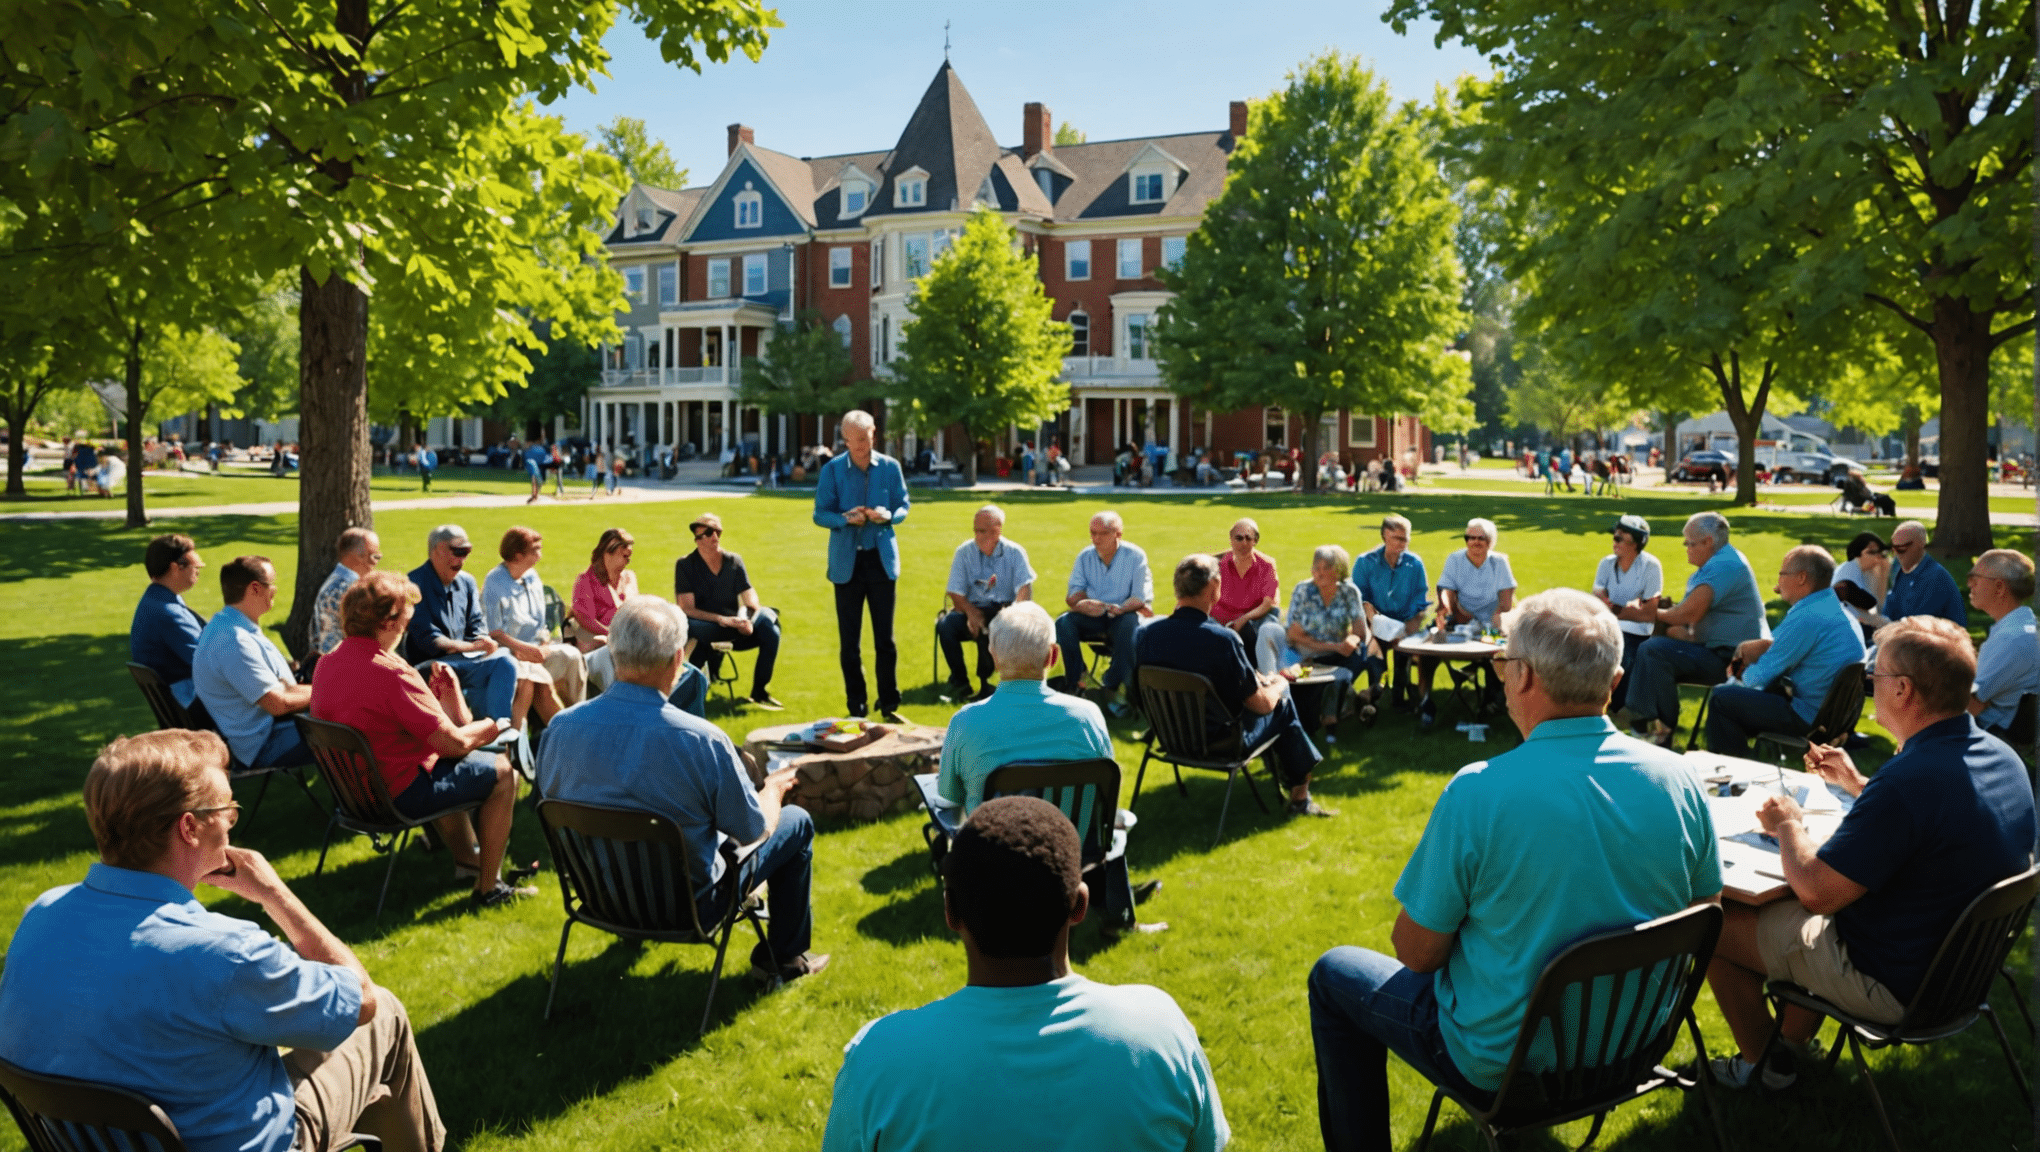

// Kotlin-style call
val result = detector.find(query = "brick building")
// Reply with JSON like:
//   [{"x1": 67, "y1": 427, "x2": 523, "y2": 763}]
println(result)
[{"x1": 588, "y1": 61, "x2": 1431, "y2": 471}]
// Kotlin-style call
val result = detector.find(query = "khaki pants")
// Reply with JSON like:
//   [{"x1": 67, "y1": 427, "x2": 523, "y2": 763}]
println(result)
[
  {"x1": 285, "y1": 992, "x2": 446, "y2": 1152},
  {"x1": 1757, "y1": 900, "x2": 1906, "y2": 1025},
  {"x1": 539, "y1": 643, "x2": 587, "y2": 706}
]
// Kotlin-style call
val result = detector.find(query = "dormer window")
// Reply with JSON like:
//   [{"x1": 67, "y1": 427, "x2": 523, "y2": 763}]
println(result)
[
  {"x1": 976, "y1": 176, "x2": 996, "y2": 208},
  {"x1": 843, "y1": 183, "x2": 868, "y2": 216},
  {"x1": 1131, "y1": 172, "x2": 1164, "y2": 203},
  {"x1": 896, "y1": 168, "x2": 928, "y2": 208},
  {"x1": 635, "y1": 205, "x2": 655, "y2": 231},
  {"x1": 1035, "y1": 169, "x2": 1055, "y2": 200},
  {"x1": 734, "y1": 183, "x2": 762, "y2": 229}
]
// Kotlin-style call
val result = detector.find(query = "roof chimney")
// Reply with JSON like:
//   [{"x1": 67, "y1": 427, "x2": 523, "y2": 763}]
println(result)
[
  {"x1": 727, "y1": 124, "x2": 754, "y2": 156},
  {"x1": 1229, "y1": 101, "x2": 1249, "y2": 139},
  {"x1": 1024, "y1": 102, "x2": 1052, "y2": 158}
]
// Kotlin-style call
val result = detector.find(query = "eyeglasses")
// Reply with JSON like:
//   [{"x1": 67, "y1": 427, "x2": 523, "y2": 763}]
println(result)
[
  {"x1": 692, "y1": 529, "x2": 721, "y2": 540},
  {"x1": 188, "y1": 802, "x2": 241, "y2": 827},
  {"x1": 1463, "y1": 534, "x2": 1490, "y2": 543},
  {"x1": 368, "y1": 552, "x2": 383, "y2": 562},
  {"x1": 1231, "y1": 534, "x2": 1255, "y2": 542},
  {"x1": 448, "y1": 545, "x2": 472, "y2": 558}
]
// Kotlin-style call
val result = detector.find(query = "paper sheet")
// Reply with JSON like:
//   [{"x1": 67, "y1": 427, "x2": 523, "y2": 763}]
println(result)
[{"x1": 1370, "y1": 614, "x2": 1406, "y2": 643}]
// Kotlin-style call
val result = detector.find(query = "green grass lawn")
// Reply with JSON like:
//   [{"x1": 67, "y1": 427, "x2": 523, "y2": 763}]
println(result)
[
  {"x1": 0, "y1": 488, "x2": 2031, "y2": 1151},
  {"x1": 9, "y1": 465, "x2": 543, "y2": 507}
]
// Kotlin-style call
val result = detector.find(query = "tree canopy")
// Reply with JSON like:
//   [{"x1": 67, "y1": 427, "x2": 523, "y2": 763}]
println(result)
[
  {"x1": 598, "y1": 115, "x2": 688, "y2": 190},
  {"x1": 739, "y1": 310, "x2": 859, "y2": 451}
]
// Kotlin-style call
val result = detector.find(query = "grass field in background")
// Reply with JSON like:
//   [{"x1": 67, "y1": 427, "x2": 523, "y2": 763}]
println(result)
[
  {"x1": 0, "y1": 488, "x2": 2030, "y2": 1151},
  {"x1": 10, "y1": 465, "x2": 545, "y2": 507}
]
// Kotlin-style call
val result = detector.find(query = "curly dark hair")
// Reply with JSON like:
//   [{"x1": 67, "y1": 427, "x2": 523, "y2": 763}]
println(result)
[{"x1": 943, "y1": 797, "x2": 1083, "y2": 959}]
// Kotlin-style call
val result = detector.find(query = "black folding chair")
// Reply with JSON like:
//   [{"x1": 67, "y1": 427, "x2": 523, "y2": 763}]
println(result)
[
  {"x1": 1132, "y1": 667, "x2": 1278, "y2": 848},
  {"x1": 127, "y1": 662, "x2": 321, "y2": 821},
  {"x1": 1765, "y1": 865, "x2": 2040, "y2": 1152},
  {"x1": 0, "y1": 1056, "x2": 380, "y2": 1152},
  {"x1": 536, "y1": 799, "x2": 768, "y2": 1034},
  {"x1": 296, "y1": 716, "x2": 490, "y2": 921},
  {"x1": 1997, "y1": 693, "x2": 2039, "y2": 792},
  {"x1": 1413, "y1": 903, "x2": 1729, "y2": 1152},
  {"x1": 916, "y1": 759, "x2": 1120, "y2": 877},
  {"x1": 1752, "y1": 663, "x2": 1867, "y2": 762}
]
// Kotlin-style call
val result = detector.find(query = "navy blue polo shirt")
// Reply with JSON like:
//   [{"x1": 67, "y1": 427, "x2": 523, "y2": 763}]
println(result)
[
  {"x1": 1819, "y1": 714, "x2": 2036, "y2": 1002},
  {"x1": 405, "y1": 560, "x2": 486, "y2": 665},
  {"x1": 1136, "y1": 606, "x2": 1257, "y2": 739}
]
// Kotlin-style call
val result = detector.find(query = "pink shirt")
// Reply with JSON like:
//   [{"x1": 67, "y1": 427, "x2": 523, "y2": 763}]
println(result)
[
  {"x1": 1213, "y1": 550, "x2": 1278, "y2": 624},
  {"x1": 572, "y1": 565, "x2": 638, "y2": 635}
]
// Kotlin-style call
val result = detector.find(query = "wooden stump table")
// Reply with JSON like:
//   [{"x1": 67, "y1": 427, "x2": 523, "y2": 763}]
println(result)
[{"x1": 743, "y1": 721, "x2": 946, "y2": 823}]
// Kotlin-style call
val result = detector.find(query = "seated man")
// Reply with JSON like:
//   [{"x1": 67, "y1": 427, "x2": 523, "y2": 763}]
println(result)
[
  {"x1": 130, "y1": 533, "x2": 208, "y2": 711},
  {"x1": 937, "y1": 505, "x2": 1036, "y2": 702},
  {"x1": 1137, "y1": 554, "x2": 1331, "y2": 818},
  {"x1": 1310, "y1": 590, "x2": 1720, "y2": 1149},
  {"x1": 939, "y1": 602, "x2": 1159, "y2": 937},
  {"x1": 1966, "y1": 549, "x2": 2040, "y2": 735},
  {"x1": 822, "y1": 797, "x2": 1228, "y2": 1152},
  {"x1": 311, "y1": 527, "x2": 381, "y2": 657},
  {"x1": 1624, "y1": 511, "x2": 1770, "y2": 746},
  {"x1": 1195, "y1": 452, "x2": 1221, "y2": 487},
  {"x1": 405, "y1": 523, "x2": 518, "y2": 725},
  {"x1": 1884, "y1": 520, "x2": 1969, "y2": 625},
  {"x1": 1705, "y1": 545, "x2": 1866, "y2": 757},
  {"x1": 537, "y1": 596, "x2": 829, "y2": 986},
  {"x1": 1352, "y1": 515, "x2": 1430, "y2": 710},
  {"x1": 193, "y1": 556, "x2": 314, "y2": 770},
  {"x1": 0, "y1": 730, "x2": 445, "y2": 1152},
  {"x1": 1212, "y1": 518, "x2": 1286, "y2": 673},
  {"x1": 674, "y1": 512, "x2": 783, "y2": 708},
  {"x1": 1704, "y1": 616, "x2": 2037, "y2": 1088},
  {"x1": 1052, "y1": 511, "x2": 1152, "y2": 709}
]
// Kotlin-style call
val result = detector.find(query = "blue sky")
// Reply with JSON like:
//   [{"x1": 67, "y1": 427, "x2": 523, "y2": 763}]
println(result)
[{"x1": 549, "y1": 0, "x2": 1491, "y2": 188}]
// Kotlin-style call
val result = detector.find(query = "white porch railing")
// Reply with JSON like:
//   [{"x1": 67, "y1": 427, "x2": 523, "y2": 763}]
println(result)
[
  {"x1": 600, "y1": 365, "x2": 741, "y2": 387},
  {"x1": 1061, "y1": 356, "x2": 1162, "y2": 380}
]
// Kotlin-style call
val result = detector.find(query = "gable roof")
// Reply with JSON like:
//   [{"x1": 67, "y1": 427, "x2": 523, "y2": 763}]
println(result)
[
  {"x1": 867, "y1": 62, "x2": 1006, "y2": 217},
  {"x1": 807, "y1": 149, "x2": 892, "y2": 229},
  {"x1": 1038, "y1": 131, "x2": 1234, "y2": 221},
  {"x1": 605, "y1": 183, "x2": 705, "y2": 246}
]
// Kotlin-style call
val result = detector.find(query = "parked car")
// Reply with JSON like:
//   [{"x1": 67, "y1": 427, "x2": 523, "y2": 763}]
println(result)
[
  {"x1": 1671, "y1": 449, "x2": 1736, "y2": 485},
  {"x1": 1759, "y1": 435, "x2": 1865, "y2": 486}
]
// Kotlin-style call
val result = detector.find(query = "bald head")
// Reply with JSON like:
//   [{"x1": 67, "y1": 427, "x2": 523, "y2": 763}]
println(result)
[{"x1": 1891, "y1": 521, "x2": 1928, "y2": 572}]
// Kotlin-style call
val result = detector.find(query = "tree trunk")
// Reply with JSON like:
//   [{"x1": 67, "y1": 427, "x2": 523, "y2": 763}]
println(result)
[
  {"x1": 1300, "y1": 412, "x2": 1322, "y2": 494},
  {"x1": 1902, "y1": 404, "x2": 1921, "y2": 467},
  {"x1": 1928, "y1": 296, "x2": 1997, "y2": 555},
  {"x1": 283, "y1": 266, "x2": 372, "y2": 658},
  {"x1": 3, "y1": 412, "x2": 23, "y2": 499},
  {"x1": 122, "y1": 321, "x2": 148, "y2": 529},
  {"x1": 1707, "y1": 351, "x2": 1774, "y2": 507},
  {"x1": 1662, "y1": 411, "x2": 1680, "y2": 476},
  {"x1": 962, "y1": 434, "x2": 979, "y2": 486}
]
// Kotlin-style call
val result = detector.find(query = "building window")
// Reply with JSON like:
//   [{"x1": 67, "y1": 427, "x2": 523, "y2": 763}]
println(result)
[
  {"x1": 623, "y1": 266, "x2": 645, "y2": 302},
  {"x1": 707, "y1": 259, "x2": 731, "y2": 299},
  {"x1": 743, "y1": 253, "x2": 768, "y2": 296},
  {"x1": 1035, "y1": 169, "x2": 1055, "y2": 201},
  {"x1": 833, "y1": 315, "x2": 853, "y2": 347},
  {"x1": 1132, "y1": 172, "x2": 1164, "y2": 203},
  {"x1": 904, "y1": 233, "x2": 931, "y2": 279},
  {"x1": 1068, "y1": 311, "x2": 1089, "y2": 357},
  {"x1": 1346, "y1": 412, "x2": 1377, "y2": 448},
  {"x1": 829, "y1": 246, "x2": 853, "y2": 288},
  {"x1": 1266, "y1": 405, "x2": 1287, "y2": 448},
  {"x1": 635, "y1": 205, "x2": 654, "y2": 231},
  {"x1": 1126, "y1": 314, "x2": 1151, "y2": 360},
  {"x1": 871, "y1": 236, "x2": 885, "y2": 287},
  {"x1": 1117, "y1": 238, "x2": 1143, "y2": 279},
  {"x1": 880, "y1": 316, "x2": 891, "y2": 363},
  {"x1": 734, "y1": 187, "x2": 762, "y2": 229},
  {"x1": 843, "y1": 183, "x2": 868, "y2": 216},
  {"x1": 897, "y1": 176, "x2": 927, "y2": 207},
  {"x1": 1162, "y1": 236, "x2": 1186, "y2": 270},
  {"x1": 1065, "y1": 240, "x2": 1091, "y2": 281},
  {"x1": 657, "y1": 264, "x2": 677, "y2": 306},
  {"x1": 931, "y1": 229, "x2": 953, "y2": 261}
]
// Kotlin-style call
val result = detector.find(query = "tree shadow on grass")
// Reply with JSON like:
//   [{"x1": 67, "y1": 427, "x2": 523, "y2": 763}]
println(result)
[
  {"x1": 0, "y1": 634, "x2": 156, "y2": 818},
  {"x1": 0, "y1": 515, "x2": 300, "y2": 583}
]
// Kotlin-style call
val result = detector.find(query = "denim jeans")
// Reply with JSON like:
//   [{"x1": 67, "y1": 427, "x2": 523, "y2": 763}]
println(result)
[
  {"x1": 704, "y1": 805, "x2": 814, "y2": 971},
  {"x1": 686, "y1": 607, "x2": 781, "y2": 696},
  {"x1": 1310, "y1": 946, "x2": 1492, "y2": 1152},
  {"x1": 1704, "y1": 683, "x2": 1808, "y2": 757},
  {"x1": 1054, "y1": 610, "x2": 1144, "y2": 692},
  {"x1": 1626, "y1": 637, "x2": 1730, "y2": 729}
]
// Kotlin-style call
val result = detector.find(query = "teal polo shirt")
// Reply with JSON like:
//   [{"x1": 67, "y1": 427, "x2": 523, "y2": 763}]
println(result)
[
  {"x1": 1395, "y1": 715, "x2": 1721, "y2": 1089},
  {"x1": 939, "y1": 679, "x2": 1115, "y2": 821}
]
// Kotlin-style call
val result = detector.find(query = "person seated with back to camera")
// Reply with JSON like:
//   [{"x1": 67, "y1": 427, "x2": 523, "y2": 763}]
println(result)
[
  {"x1": 1964, "y1": 548, "x2": 2040, "y2": 738},
  {"x1": 674, "y1": 511, "x2": 784, "y2": 709},
  {"x1": 938, "y1": 601, "x2": 1163, "y2": 939},
  {"x1": 1703, "y1": 545, "x2": 1866, "y2": 758},
  {"x1": 822, "y1": 796, "x2": 1228, "y2": 1152},
  {"x1": 1308, "y1": 589, "x2": 1721, "y2": 1151},
  {"x1": 1211, "y1": 517, "x2": 1287, "y2": 673},
  {"x1": 192, "y1": 555, "x2": 315, "y2": 771},
  {"x1": 936, "y1": 504, "x2": 1035, "y2": 704},
  {"x1": 0, "y1": 729, "x2": 448, "y2": 1152}
]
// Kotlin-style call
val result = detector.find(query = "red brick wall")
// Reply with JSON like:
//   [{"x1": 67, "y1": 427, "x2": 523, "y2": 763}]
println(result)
[
  {"x1": 1041, "y1": 237, "x2": 1116, "y2": 356},
  {"x1": 808, "y1": 239, "x2": 871, "y2": 379}
]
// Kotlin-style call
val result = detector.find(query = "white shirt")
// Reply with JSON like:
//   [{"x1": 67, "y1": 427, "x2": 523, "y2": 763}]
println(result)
[
  {"x1": 1593, "y1": 552, "x2": 1665, "y2": 637},
  {"x1": 1832, "y1": 557, "x2": 1884, "y2": 626},
  {"x1": 1439, "y1": 550, "x2": 1517, "y2": 628}
]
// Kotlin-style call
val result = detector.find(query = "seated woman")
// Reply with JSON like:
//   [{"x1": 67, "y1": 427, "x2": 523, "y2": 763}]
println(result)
[
  {"x1": 1832, "y1": 530, "x2": 1891, "y2": 640},
  {"x1": 1415, "y1": 518, "x2": 1517, "y2": 729},
  {"x1": 481, "y1": 526, "x2": 586, "y2": 726},
  {"x1": 1894, "y1": 462, "x2": 1926, "y2": 490},
  {"x1": 1592, "y1": 514, "x2": 1663, "y2": 715},
  {"x1": 310, "y1": 571, "x2": 535, "y2": 907},
  {"x1": 1282, "y1": 544, "x2": 1383, "y2": 735},
  {"x1": 571, "y1": 527, "x2": 706, "y2": 714}
]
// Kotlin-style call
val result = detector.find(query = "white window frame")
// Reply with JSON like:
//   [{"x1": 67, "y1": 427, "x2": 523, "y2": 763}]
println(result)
[
  {"x1": 897, "y1": 175, "x2": 927, "y2": 208},
  {"x1": 635, "y1": 205, "x2": 655, "y2": 232},
  {"x1": 1162, "y1": 236, "x2": 1186, "y2": 271},
  {"x1": 1068, "y1": 310, "x2": 1090, "y2": 357},
  {"x1": 734, "y1": 189, "x2": 763, "y2": 229},
  {"x1": 1117, "y1": 238, "x2": 1143, "y2": 280},
  {"x1": 843, "y1": 183, "x2": 868, "y2": 216},
  {"x1": 871, "y1": 236, "x2": 885, "y2": 287},
  {"x1": 1065, "y1": 240, "x2": 1091, "y2": 281},
  {"x1": 707, "y1": 259, "x2": 731, "y2": 299},
  {"x1": 829, "y1": 246, "x2": 853, "y2": 288},
  {"x1": 657, "y1": 264, "x2": 677, "y2": 306},
  {"x1": 931, "y1": 229, "x2": 953, "y2": 262},
  {"x1": 1345, "y1": 412, "x2": 1377, "y2": 448},
  {"x1": 623, "y1": 265, "x2": 645, "y2": 302},
  {"x1": 742, "y1": 253, "x2": 768, "y2": 296},
  {"x1": 1125, "y1": 313, "x2": 1152, "y2": 360},
  {"x1": 1131, "y1": 171, "x2": 1164, "y2": 203},
  {"x1": 903, "y1": 233, "x2": 931, "y2": 279}
]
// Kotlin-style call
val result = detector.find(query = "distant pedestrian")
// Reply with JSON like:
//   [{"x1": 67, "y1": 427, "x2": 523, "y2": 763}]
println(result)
[{"x1": 415, "y1": 442, "x2": 436, "y2": 492}]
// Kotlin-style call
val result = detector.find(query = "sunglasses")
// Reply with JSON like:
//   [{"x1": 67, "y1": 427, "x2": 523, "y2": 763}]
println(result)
[
  {"x1": 1231, "y1": 534, "x2": 1255, "y2": 542},
  {"x1": 693, "y1": 528, "x2": 721, "y2": 540},
  {"x1": 1463, "y1": 534, "x2": 1490, "y2": 543},
  {"x1": 448, "y1": 545, "x2": 472, "y2": 558},
  {"x1": 188, "y1": 801, "x2": 241, "y2": 827}
]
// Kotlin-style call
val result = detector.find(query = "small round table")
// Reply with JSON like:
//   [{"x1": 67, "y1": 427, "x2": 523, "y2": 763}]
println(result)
[{"x1": 1396, "y1": 633, "x2": 1505, "y2": 722}]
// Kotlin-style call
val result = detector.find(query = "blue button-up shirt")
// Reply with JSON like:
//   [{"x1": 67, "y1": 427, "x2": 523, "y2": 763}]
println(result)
[
  {"x1": 0, "y1": 864, "x2": 360, "y2": 1152},
  {"x1": 1352, "y1": 545, "x2": 1429, "y2": 624},
  {"x1": 939, "y1": 679, "x2": 1114, "y2": 817},
  {"x1": 1736, "y1": 587, "x2": 1866, "y2": 724},
  {"x1": 192, "y1": 606, "x2": 294, "y2": 766},
  {"x1": 1886, "y1": 554, "x2": 1968, "y2": 626},
  {"x1": 406, "y1": 560, "x2": 486, "y2": 665},
  {"x1": 1067, "y1": 542, "x2": 1154, "y2": 608},
  {"x1": 1974, "y1": 605, "x2": 2040, "y2": 729},
  {"x1": 813, "y1": 451, "x2": 911, "y2": 583},
  {"x1": 945, "y1": 538, "x2": 1036, "y2": 608},
  {"x1": 131, "y1": 582, "x2": 206, "y2": 701},
  {"x1": 1687, "y1": 544, "x2": 1771, "y2": 651},
  {"x1": 536, "y1": 682, "x2": 764, "y2": 895}
]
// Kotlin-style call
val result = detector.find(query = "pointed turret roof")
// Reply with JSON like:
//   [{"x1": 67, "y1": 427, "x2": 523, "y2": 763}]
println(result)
[{"x1": 869, "y1": 62, "x2": 1008, "y2": 217}]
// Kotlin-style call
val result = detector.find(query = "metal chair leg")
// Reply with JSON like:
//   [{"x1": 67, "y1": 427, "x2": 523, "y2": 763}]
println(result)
[
  {"x1": 1982, "y1": 1002, "x2": 2032, "y2": 1108},
  {"x1": 1575, "y1": 1110, "x2": 1607, "y2": 1152},
  {"x1": 1847, "y1": 1032, "x2": 1904, "y2": 1152},
  {"x1": 314, "y1": 813, "x2": 339, "y2": 875},
  {"x1": 1686, "y1": 687, "x2": 1714, "y2": 752},
  {"x1": 1238, "y1": 761, "x2": 1270, "y2": 813},
  {"x1": 543, "y1": 921, "x2": 573, "y2": 1020},
  {"x1": 1684, "y1": 1012, "x2": 1730, "y2": 1152},
  {"x1": 2001, "y1": 966, "x2": 2034, "y2": 1035},
  {"x1": 1413, "y1": 1087, "x2": 1446, "y2": 1152},
  {"x1": 1212, "y1": 766, "x2": 1240, "y2": 849},
  {"x1": 373, "y1": 829, "x2": 409, "y2": 922},
  {"x1": 698, "y1": 915, "x2": 739, "y2": 1039},
  {"x1": 1129, "y1": 749, "x2": 1152, "y2": 810}
]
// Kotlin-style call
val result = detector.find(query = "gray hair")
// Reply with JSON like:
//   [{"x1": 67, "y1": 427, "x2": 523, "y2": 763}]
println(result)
[
  {"x1": 1782, "y1": 544, "x2": 1837, "y2": 590},
  {"x1": 608, "y1": 596, "x2": 687, "y2": 679},
  {"x1": 1311, "y1": 544, "x2": 1352, "y2": 582},
  {"x1": 1684, "y1": 512, "x2": 1730, "y2": 550},
  {"x1": 1465, "y1": 518, "x2": 1498, "y2": 546},
  {"x1": 337, "y1": 526, "x2": 377, "y2": 558},
  {"x1": 989, "y1": 602, "x2": 1056, "y2": 676},
  {"x1": 1173, "y1": 553, "x2": 1220, "y2": 600},
  {"x1": 1381, "y1": 514, "x2": 1412, "y2": 536},
  {"x1": 975, "y1": 504, "x2": 1006, "y2": 525},
  {"x1": 1091, "y1": 510, "x2": 1124, "y2": 533},
  {"x1": 840, "y1": 410, "x2": 876, "y2": 434},
  {"x1": 1503, "y1": 588, "x2": 1623, "y2": 707},
  {"x1": 1975, "y1": 549, "x2": 2037, "y2": 600},
  {"x1": 427, "y1": 524, "x2": 467, "y2": 553}
]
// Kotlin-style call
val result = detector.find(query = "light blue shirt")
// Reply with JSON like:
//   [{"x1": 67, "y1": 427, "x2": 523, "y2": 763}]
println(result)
[
  {"x1": 1438, "y1": 550, "x2": 1516, "y2": 628},
  {"x1": 1737, "y1": 587, "x2": 1866, "y2": 724},
  {"x1": 536, "y1": 682, "x2": 763, "y2": 893},
  {"x1": 945, "y1": 538, "x2": 1036, "y2": 608},
  {"x1": 0, "y1": 864, "x2": 360, "y2": 1152},
  {"x1": 1352, "y1": 545, "x2": 1429, "y2": 624},
  {"x1": 482, "y1": 563, "x2": 551, "y2": 646},
  {"x1": 939, "y1": 680, "x2": 1114, "y2": 821},
  {"x1": 193, "y1": 606, "x2": 294, "y2": 766},
  {"x1": 813, "y1": 451, "x2": 911, "y2": 583},
  {"x1": 1687, "y1": 544, "x2": 1771, "y2": 651},
  {"x1": 1973, "y1": 605, "x2": 2040, "y2": 730},
  {"x1": 822, "y1": 975, "x2": 1229, "y2": 1152},
  {"x1": 1067, "y1": 542, "x2": 1154, "y2": 607},
  {"x1": 1395, "y1": 716, "x2": 1721, "y2": 1090}
]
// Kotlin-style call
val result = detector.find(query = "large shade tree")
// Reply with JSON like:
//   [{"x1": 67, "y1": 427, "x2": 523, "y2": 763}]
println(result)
[
  {"x1": 739, "y1": 310, "x2": 859, "y2": 453},
  {"x1": 1156, "y1": 54, "x2": 1472, "y2": 493}
]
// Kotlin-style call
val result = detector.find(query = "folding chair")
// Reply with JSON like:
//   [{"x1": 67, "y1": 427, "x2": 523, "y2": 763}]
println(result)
[
  {"x1": 536, "y1": 799, "x2": 768, "y2": 1034},
  {"x1": 706, "y1": 641, "x2": 744, "y2": 705},
  {"x1": 1132, "y1": 667, "x2": 1279, "y2": 848},
  {"x1": 0, "y1": 1057, "x2": 380, "y2": 1152},
  {"x1": 1752, "y1": 663, "x2": 1867, "y2": 762},
  {"x1": 1412, "y1": 903, "x2": 1729, "y2": 1152},
  {"x1": 916, "y1": 759, "x2": 1121, "y2": 876},
  {"x1": 1766, "y1": 865, "x2": 2040, "y2": 1152},
  {"x1": 1683, "y1": 682, "x2": 1718, "y2": 752},
  {"x1": 1997, "y1": 694, "x2": 2039, "y2": 793},
  {"x1": 296, "y1": 716, "x2": 490, "y2": 921},
  {"x1": 127, "y1": 662, "x2": 322, "y2": 821}
]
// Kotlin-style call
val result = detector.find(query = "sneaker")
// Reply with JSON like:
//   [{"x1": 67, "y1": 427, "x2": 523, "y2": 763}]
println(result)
[
  {"x1": 969, "y1": 683, "x2": 997, "y2": 703},
  {"x1": 471, "y1": 881, "x2": 538, "y2": 909},
  {"x1": 752, "y1": 950, "x2": 832, "y2": 988},
  {"x1": 1285, "y1": 798, "x2": 1338, "y2": 818},
  {"x1": 1101, "y1": 920, "x2": 1170, "y2": 941},
  {"x1": 455, "y1": 860, "x2": 542, "y2": 886},
  {"x1": 1708, "y1": 1052, "x2": 1797, "y2": 1091},
  {"x1": 939, "y1": 680, "x2": 973, "y2": 704},
  {"x1": 1133, "y1": 879, "x2": 1163, "y2": 905},
  {"x1": 1418, "y1": 699, "x2": 1437, "y2": 731},
  {"x1": 748, "y1": 692, "x2": 785, "y2": 711}
]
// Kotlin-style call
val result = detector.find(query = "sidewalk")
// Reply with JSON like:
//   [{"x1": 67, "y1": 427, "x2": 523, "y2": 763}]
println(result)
[{"x1": 0, "y1": 481, "x2": 744, "y2": 522}]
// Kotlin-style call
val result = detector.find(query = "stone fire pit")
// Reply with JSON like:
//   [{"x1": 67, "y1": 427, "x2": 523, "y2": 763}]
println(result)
[{"x1": 742, "y1": 721, "x2": 945, "y2": 822}]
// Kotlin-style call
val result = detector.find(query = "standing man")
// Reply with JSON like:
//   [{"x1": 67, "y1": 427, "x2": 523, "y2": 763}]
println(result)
[
  {"x1": 131, "y1": 534, "x2": 208, "y2": 711},
  {"x1": 813, "y1": 410, "x2": 910, "y2": 722},
  {"x1": 1623, "y1": 512, "x2": 1770, "y2": 747},
  {"x1": 1704, "y1": 546, "x2": 1866, "y2": 757},
  {"x1": 193, "y1": 557, "x2": 316, "y2": 771},
  {"x1": 1052, "y1": 512, "x2": 1153, "y2": 713},
  {"x1": 938, "y1": 505, "x2": 1036, "y2": 703},
  {"x1": 1352, "y1": 515, "x2": 1431, "y2": 711},
  {"x1": 1965, "y1": 549, "x2": 2040, "y2": 736},
  {"x1": 1883, "y1": 520, "x2": 1969, "y2": 626},
  {"x1": 310, "y1": 528, "x2": 381, "y2": 657},
  {"x1": 405, "y1": 525, "x2": 519, "y2": 724},
  {"x1": 414, "y1": 442, "x2": 436, "y2": 493}
]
